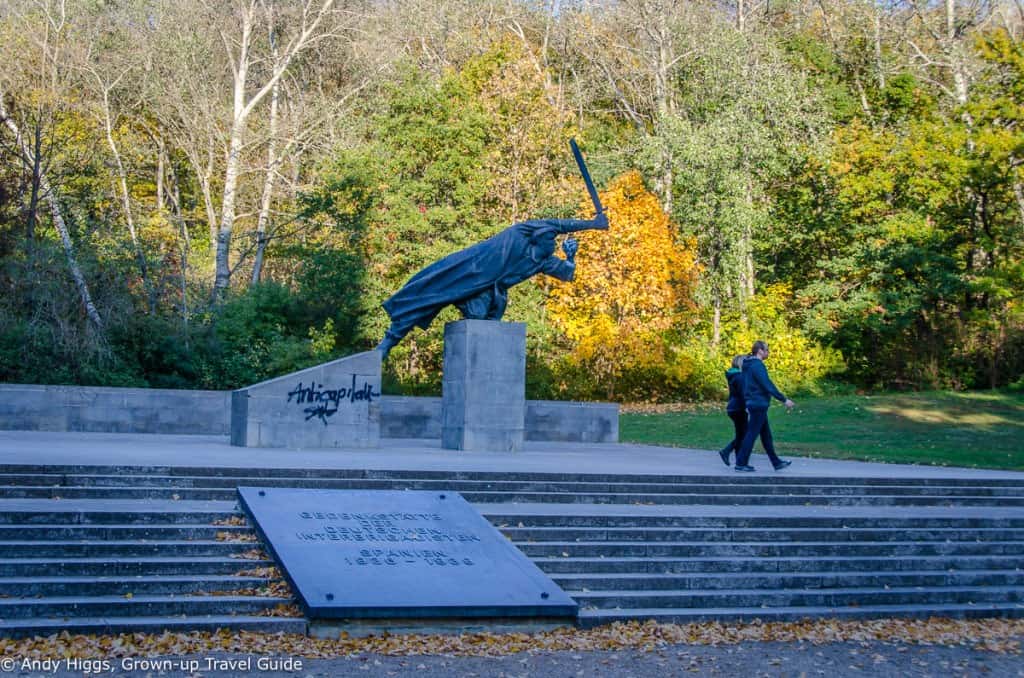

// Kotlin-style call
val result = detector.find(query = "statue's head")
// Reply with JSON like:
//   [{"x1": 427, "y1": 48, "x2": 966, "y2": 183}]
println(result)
[{"x1": 528, "y1": 227, "x2": 559, "y2": 262}]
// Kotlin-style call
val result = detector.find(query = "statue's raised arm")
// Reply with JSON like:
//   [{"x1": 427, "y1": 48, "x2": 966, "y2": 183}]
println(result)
[
  {"x1": 375, "y1": 140, "x2": 608, "y2": 359},
  {"x1": 376, "y1": 213, "x2": 608, "y2": 359}
]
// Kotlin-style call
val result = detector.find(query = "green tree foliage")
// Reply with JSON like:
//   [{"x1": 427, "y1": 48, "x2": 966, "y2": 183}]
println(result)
[
  {"x1": 1, "y1": 1, "x2": 1023, "y2": 401},
  {"x1": 675, "y1": 284, "x2": 846, "y2": 400},
  {"x1": 317, "y1": 42, "x2": 579, "y2": 394},
  {"x1": 782, "y1": 39, "x2": 1024, "y2": 388}
]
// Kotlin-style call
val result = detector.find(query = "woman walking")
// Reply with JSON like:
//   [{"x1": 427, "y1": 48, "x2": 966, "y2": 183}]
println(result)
[{"x1": 717, "y1": 355, "x2": 748, "y2": 466}]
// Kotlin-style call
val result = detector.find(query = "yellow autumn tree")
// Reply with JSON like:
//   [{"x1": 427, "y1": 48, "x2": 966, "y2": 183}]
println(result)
[{"x1": 547, "y1": 171, "x2": 700, "y2": 400}]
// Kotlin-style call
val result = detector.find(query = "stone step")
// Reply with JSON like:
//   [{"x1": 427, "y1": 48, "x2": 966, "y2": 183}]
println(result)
[
  {"x1": 0, "y1": 509, "x2": 239, "y2": 525},
  {"x1": 0, "y1": 575, "x2": 270, "y2": 597},
  {"x1": 571, "y1": 585, "x2": 1024, "y2": 610},
  {"x1": 0, "y1": 524, "x2": 252, "y2": 540},
  {"x1": 3, "y1": 485, "x2": 1021, "y2": 506},
  {"x1": 4, "y1": 506, "x2": 1022, "y2": 530},
  {"x1": 532, "y1": 554, "x2": 1024, "y2": 574},
  {"x1": 0, "y1": 615, "x2": 306, "y2": 640},
  {"x1": 39, "y1": 474, "x2": 1024, "y2": 497},
  {"x1": 0, "y1": 594, "x2": 292, "y2": 619},
  {"x1": 485, "y1": 514, "x2": 1024, "y2": 529},
  {"x1": 0, "y1": 540, "x2": 263, "y2": 558},
  {"x1": 0, "y1": 557, "x2": 275, "y2": 577},
  {"x1": 477, "y1": 492, "x2": 1023, "y2": 507},
  {"x1": 515, "y1": 540, "x2": 1024, "y2": 558},
  {"x1": 576, "y1": 602, "x2": 1024, "y2": 627},
  {"x1": 0, "y1": 473, "x2": 65, "y2": 486},
  {"x1": 1, "y1": 465, "x2": 1022, "y2": 634},
  {"x1": 0, "y1": 487, "x2": 241, "y2": 501},
  {"x1": 11, "y1": 524, "x2": 1023, "y2": 544},
  {"x1": 4, "y1": 465, "x2": 1023, "y2": 487},
  {"x1": 500, "y1": 526, "x2": 1024, "y2": 542},
  {"x1": 552, "y1": 569, "x2": 1024, "y2": 591}
]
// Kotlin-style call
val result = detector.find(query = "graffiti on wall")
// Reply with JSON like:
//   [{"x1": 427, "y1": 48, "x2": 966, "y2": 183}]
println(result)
[{"x1": 286, "y1": 375, "x2": 380, "y2": 425}]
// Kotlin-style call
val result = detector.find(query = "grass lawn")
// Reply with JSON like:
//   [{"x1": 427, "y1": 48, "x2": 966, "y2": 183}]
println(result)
[{"x1": 619, "y1": 390, "x2": 1024, "y2": 470}]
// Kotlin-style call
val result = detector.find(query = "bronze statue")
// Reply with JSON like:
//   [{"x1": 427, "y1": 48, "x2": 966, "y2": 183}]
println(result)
[{"x1": 376, "y1": 140, "x2": 607, "y2": 359}]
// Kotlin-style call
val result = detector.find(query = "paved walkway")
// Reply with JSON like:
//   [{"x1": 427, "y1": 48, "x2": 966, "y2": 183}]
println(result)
[
  {"x1": 2, "y1": 431, "x2": 1023, "y2": 480},
  {"x1": 37, "y1": 641, "x2": 1024, "y2": 678}
]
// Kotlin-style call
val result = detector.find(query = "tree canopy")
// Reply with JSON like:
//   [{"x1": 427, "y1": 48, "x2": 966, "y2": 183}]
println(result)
[{"x1": 1, "y1": 0, "x2": 1022, "y2": 400}]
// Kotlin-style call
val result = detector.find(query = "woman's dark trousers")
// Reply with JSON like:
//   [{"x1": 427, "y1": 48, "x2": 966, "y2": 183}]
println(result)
[
  {"x1": 719, "y1": 411, "x2": 748, "y2": 457},
  {"x1": 735, "y1": 407, "x2": 782, "y2": 467}
]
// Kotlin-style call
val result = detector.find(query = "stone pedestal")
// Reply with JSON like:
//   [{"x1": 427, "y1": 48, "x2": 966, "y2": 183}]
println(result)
[
  {"x1": 231, "y1": 351, "x2": 381, "y2": 448},
  {"x1": 441, "y1": 320, "x2": 526, "y2": 452}
]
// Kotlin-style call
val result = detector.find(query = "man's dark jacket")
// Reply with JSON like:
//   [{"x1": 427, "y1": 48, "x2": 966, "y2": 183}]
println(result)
[
  {"x1": 742, "y1": 357, "x2": 787, "y2": 410},
  {"x1": 382, "y1": 219, "x2": 585, "y2": 333},
  {"x1": 725, "y1": 368, "x2": 745, "y2": 413}
]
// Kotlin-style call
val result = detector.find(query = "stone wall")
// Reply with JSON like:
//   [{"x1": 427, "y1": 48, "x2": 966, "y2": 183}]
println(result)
[
  {"x1": 381, "y1": 397, "x2": 618, "y2": 444},
  {"x1": 0, "y1": 385, "x2": 618, "y2": 444},
  {"x1": 524, "y1": 400, "x2": 619, "y2": 443},
  {"x1": 230, "y1": 351, "x2": 381, "y2": 448},
  {"x1": 0, "y1": 384, "x2": 230, "y2": 435}
]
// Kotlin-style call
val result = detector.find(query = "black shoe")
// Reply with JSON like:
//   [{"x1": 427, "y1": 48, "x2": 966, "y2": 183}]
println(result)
[
  {"x1": 718, "y1": 448, "x2": 731, "y2": 466},
  {"x1": 734, "y1": 465, "x2": 756, "y2": 472},
  {"x1": 773, "y1": 460, "x2": 792, "y2": 471}
]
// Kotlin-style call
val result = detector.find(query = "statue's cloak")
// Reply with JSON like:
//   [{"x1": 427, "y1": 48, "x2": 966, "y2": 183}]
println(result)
[{"x1": 382, "y1": 219, "x2": 577, "y2": 332}]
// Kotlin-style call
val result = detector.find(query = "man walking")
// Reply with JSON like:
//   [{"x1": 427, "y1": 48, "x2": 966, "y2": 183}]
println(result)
[{"x1": 734, "y1": 340, "x2": 795, "y2": 472}]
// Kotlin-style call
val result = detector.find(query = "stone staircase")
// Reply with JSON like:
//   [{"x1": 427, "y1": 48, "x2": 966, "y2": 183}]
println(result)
[
  {"x1": 1, "y1": 464, "x2": 1023, "y2": 637},
  {"x1": 495, "y1": 513, "x2": 1024, "y2": 626}
]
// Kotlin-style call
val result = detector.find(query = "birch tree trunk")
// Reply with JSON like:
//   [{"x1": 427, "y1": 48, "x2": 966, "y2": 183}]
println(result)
[
  {"x1": 211, "y1": 0, "x2": 339, "y2": 302},
  {"x1": 1012, "y1": 160, "x2": 1024, "y2": 231},
  {"x1": 250, "y1": 57, "x2": 280, "y2": 285},
  {"x1": 946, "y1": 0, "x2": 969, "y2": 106},
  {"x1": 0, "y1": 99, "x2": 104, "y2": 331},
  {"x1": 874, "y1": 9, "x2": 885, "y2": 90},
  {"x1": 27, "y1": 122, "x2": 43, "y2": 251},
  {"x1": 41, "y1": 172, "x2": 105, "y2": 331},
  {"x1": 712, "y1": 298, "x2": 721, "y2": 346},
  {"x1": 98, "y1": 83, "x2": 155, "y2": 313},
  {"x1": 156, "y1": 137, "x2": 165, "y2": 212},
  {"x1": 654, "y1": 4, "x2": 676, "y2": 214},
  {"x1": 212, "y1": 6, "x2": 252, "y2": 300},
  {"x1": 166, "y1": 158, "x2": 190, "y2": 342}
]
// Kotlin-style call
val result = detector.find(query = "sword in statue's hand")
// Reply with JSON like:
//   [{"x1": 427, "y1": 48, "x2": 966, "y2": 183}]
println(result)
[{"x1": 570, "y1": 138, "x2": 608, "y2": 229}]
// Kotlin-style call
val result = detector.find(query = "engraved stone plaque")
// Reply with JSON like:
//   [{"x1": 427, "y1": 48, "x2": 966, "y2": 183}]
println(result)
[{"x1": 237, "y1": 488, "x2": 578, "y2": 620}]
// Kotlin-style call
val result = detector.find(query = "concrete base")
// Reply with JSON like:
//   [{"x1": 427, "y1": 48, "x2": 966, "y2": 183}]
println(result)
[
  {"x1": 441, "y1": 320, "x2": 526, "y2": 452},
  {"x1": 230, "y1": 351, "x2": 381, "y2": 448}
]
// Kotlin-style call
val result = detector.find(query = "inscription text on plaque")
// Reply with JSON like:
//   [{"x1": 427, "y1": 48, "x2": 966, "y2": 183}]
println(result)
[{"x1": 237, "y1": 487, "x2": 578, "y2": 620}]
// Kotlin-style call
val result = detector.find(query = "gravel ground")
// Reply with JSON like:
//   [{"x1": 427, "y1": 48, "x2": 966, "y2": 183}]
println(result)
[{"x1": 12, "y1": 639, "x2": 1022, "y2": 678}]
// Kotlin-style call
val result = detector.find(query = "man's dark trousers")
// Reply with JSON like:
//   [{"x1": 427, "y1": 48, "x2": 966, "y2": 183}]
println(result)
[{"x1": 735, "y1": 407, "x2": 782, "y2": 467}]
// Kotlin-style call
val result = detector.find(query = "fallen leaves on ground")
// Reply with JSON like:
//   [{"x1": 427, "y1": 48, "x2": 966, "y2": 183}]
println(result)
[
  {"x1": 211, "y1": 516, "x2": 247, "y2": 527},
  {"x1": 199, "y1": 582, "x2": 294, "y2": 599},
  {"x1": 235, "y1": 566, "x2": 281, "y2": 579},
  {"x1": 215, "y1": 531, "x2": 258, "y2": 543},
  {"x1": 255, "y1": 603, "x2": 303, "y2": 617},
  {"x1": 0, "y1": 618, "x2": 1021, "y2": 660},
  {"x1": 229, "y1": 549, "x2": 268, "y2": 560},
  {"x1": 621, "y1": 402, "x2": 719, "y2": 415}
]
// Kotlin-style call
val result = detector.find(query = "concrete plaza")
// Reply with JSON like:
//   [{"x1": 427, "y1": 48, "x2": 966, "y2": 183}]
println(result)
[{"x1": 1, "y1": 429, "x2": 1022, "y2": 481}]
